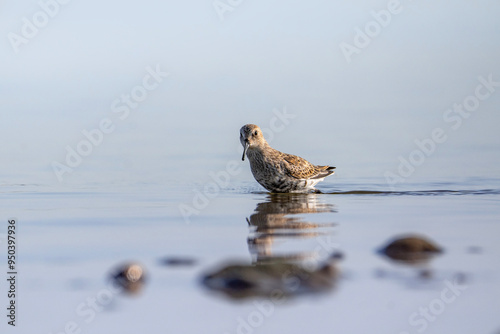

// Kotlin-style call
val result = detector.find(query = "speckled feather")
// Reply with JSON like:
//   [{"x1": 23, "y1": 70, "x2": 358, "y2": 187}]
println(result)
[{"x1": 240, "y1": 124, "x2": 335, "y2": 193}]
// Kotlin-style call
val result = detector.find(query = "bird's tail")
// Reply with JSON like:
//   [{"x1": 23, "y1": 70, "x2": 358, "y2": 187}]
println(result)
[{"x1": 313, "y1": 166, "x2": 335, "y2": 179}]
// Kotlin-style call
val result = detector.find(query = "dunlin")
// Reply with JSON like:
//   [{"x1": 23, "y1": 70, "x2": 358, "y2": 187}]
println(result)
[{"x1": 240, "y1": 124, "x2": 335, "y2": 193}]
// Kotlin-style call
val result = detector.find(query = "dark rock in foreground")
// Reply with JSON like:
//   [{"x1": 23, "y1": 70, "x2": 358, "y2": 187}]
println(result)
[{"x1": 379, "y1": 235, "x2": 443, "y2": 264}]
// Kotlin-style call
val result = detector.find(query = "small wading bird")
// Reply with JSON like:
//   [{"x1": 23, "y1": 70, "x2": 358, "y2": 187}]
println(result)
[{"x1": 240, "y1": 124, "x2": 335, "y2": 193}]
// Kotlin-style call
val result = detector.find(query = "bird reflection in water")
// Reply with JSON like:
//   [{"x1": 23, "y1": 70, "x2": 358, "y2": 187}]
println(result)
[
  {"x1": 201, "y1": 194, "x2": 341, "y2": 299},
  {"x1": 247, "y1": 193, "x2": 336, "y2": 264}
]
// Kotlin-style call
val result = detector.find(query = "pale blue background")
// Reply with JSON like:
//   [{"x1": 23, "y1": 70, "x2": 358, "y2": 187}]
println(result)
[{"x1": 1, "y1": 0, "x2": 499, "y2": 186}]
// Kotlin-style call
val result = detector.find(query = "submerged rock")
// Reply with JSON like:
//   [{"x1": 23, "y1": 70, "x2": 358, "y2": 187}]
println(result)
[
  {"x1": 159, "y1": 256, "x2": 197, "y2": 267},
  {"x1": 201, "y1": 254, "x2": 341, "y2": 299},
  {"x1": 379, "y1": 235, "x2": 443, "y2": 263},
  {"x1": 110, "y1": 263, "x2": 146, "y2": 294}
]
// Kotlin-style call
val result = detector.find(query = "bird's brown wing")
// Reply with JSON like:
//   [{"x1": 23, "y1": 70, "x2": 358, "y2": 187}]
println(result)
[{"x1": 281, "y1": 153, "x2": 335, "y2": 179}]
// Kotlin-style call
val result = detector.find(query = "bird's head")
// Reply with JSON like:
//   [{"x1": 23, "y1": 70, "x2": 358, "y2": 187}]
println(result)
[{"x1": 240, "y1": 124, "x2": 267, "y2": 161}]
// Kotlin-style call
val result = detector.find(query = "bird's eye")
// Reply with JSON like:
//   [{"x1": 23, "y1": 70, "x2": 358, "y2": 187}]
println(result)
[{"x1": 253, "y1": 131, "x2": 258, "y2": 136}]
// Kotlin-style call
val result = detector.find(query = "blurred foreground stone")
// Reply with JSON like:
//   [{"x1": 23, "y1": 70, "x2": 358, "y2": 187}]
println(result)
[
  {"x1": 379, "y1": 234, "x2": 443, "y2": 264},
  {"x1": 110, "y1": 263, "x2": 146, "y2": 294},
  {"x1": 201, "y1": 253, "x2": 342, "y2": 299}
]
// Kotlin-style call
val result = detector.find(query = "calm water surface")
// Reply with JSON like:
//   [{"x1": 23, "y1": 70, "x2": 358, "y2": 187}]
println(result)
[{"x1": 2, "y1": 176, "x2": 499, "y2": 334}]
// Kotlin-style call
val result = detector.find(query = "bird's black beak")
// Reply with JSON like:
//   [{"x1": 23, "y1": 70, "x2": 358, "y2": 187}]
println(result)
[{"x1": 242, "y1": 140, "x2": 249, "y2": 161}]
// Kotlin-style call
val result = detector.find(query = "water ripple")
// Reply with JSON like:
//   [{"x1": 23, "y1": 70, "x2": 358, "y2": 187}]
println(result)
[{"x1": 323, "y1": 189, "x2": 500, "y2": 196}]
